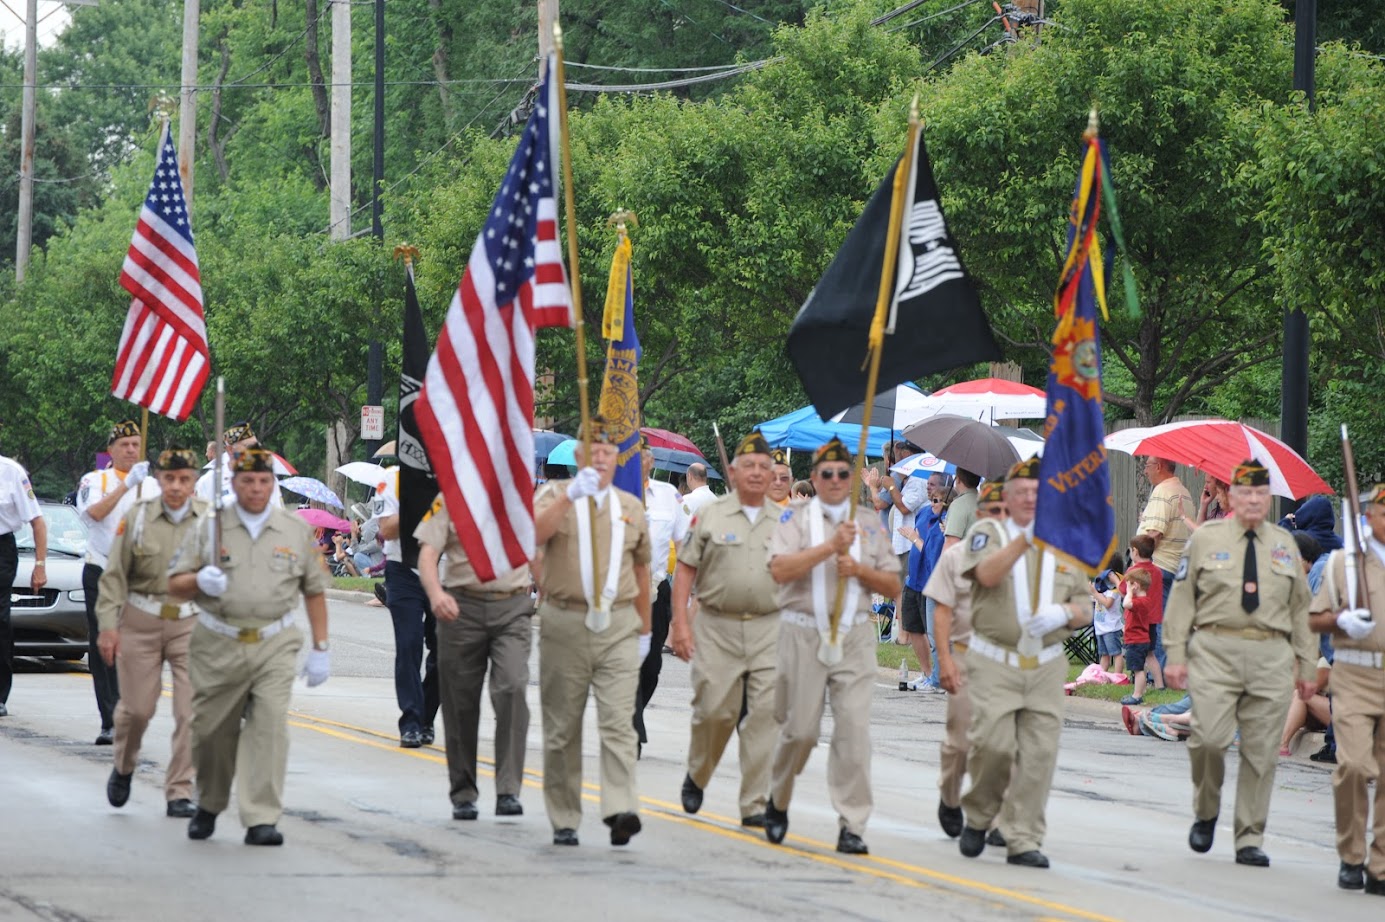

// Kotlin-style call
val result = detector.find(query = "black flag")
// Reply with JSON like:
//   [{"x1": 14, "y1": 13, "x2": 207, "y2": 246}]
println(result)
[
  {"x1": 396, "y1": 264, "x2": 438, "y2": 568},
  {"x1": 787, "y1": 132, "x2": 1000, "y2": 419}
]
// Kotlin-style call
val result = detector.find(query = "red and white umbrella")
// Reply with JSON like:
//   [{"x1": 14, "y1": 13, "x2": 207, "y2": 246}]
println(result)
[
  {"x1": 1104, "y1": 419, "x2": 1333, "y2": 500},
  {"x1": 640, "y1": 427, "x2": 703, "y2": 456},
  {"x1": 900, "y1": 377, "x2": 1047, "y2": 427}
]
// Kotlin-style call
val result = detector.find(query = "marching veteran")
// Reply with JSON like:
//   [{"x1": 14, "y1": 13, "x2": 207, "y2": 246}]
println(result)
[
  {"x1": 77, "y1": 418, "x2": 155, "y2": 745},
  {"x1": 168, "y1": 447, "x2": 331, "y2": 846},
  {"x1": 97, "y1": 446, "x2": 206, "y2": 818},
  {"x1": 533, "y1": 416, "x2": 652, "y2": 847},
  {"x1": 956, "y1": 457, "x2": 1091, "y2": 869},
  {"x1": 416, "y1": 493, "x2": 533, "y2": 822},
  {"x1": 1308, "y1": 483, "x2": 1385, "y2": 894},
  {"x1": 763, "y1": 437, "x2": 900, "y2": 855},
  {"x1": 1164, "y1": 459, "x2": 1315, "y2": 869},
  {"x1": 670, "y1": 431, "x2": 781, "y2": 828}
]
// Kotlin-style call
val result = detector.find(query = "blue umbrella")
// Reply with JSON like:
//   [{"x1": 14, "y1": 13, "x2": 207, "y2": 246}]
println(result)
[
  {"x1": 546, "y1": 440, "x2": 723, "y2": 480},
  {"x1": 533, "y1": 430, "x2": 573, "y2": 462},
  {"x1": 279, "y1": 476, "x2": 344, "y2": 509}
]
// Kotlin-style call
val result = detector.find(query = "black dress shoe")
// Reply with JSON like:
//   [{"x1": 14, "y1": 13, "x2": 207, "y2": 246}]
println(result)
[
  {"x1": 1188, "y1": 816, "x2": 1216, "y2": 853},
  {"x1": 166, "y1": 799, "x2": 197, "y2": 818},
  {"x1": 95, "y1": 728, "x2": 114, "y2": 746},
  {"x1": 680, "y1": 774, "x2": 703, "y2": 814},
  {"x1": 245, "y1": 824, "x2": 284, "y2": 846},
  {"x1": 0, "y1": 702, "x2": 8, "y2": 717},
  {"x1": 496, "y1": 794, "x2": 523, "y2": 816},
  {"x1": 986, "y1": 828, "x2": 1007, "y2": 848},
  {"x1": 605, "y1": 812, "x2": 642, "y2": 846},
  {"x1": 420, "y1": 728, "x2": 435, "y2": 746},
  {"x1": 741, "y1": 813, "x2": 766, "y2": 828},
  {"x1": 1339, "y1": 861, "x2": 1366, "y2": 890},
  {"x1": 400, "y1": 729, "x2": 423, "y2": 749},
  {"x1": 1365, "y1": 873, "x2": 1385, "y2": 896},
  {"x1": 836, "y1": 829, "x2": 869, "y2": 855},
  {"x1": 1235, "y1": 846, "x2": 1270, "y2": 867},
  {"x1": 1309, "y1": 744, "x2": 1337, "y2": 764},
  {"x1": 187, "y1": 809, "x2": 218, "y2": 840},
  {"x1": 1007, "y1": 850, "x2": 1050, "y2": 868},
  {"x1": 553, "y1": 828, "x2": 579, "y2": 846},
  {"x1": 452, "y1": 801, "x2": 479, "y2": 821},
  {"x1": 106, "y1": 768, "x2": 132, "y2": 807},
  {"x1": 373, "y1": 582, "x2": 388, "y2": 604},
  {"x1": 959, "y1": 826, "x2": 986, "y2": 858},
  {"x1": 937, "y1": 800, "x2": 963, "y2": 838},
  {"x1": 764, "y1": 798, "x2": 788, "y2": 845}
]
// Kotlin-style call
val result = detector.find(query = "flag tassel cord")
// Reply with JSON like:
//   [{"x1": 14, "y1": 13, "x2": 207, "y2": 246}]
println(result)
[
  {"x1": 552, "y1": 24, "x2": 601, "y2": 593},
  {"x1": 828, "y1": 97, "x2": 921, "y2": 647}
]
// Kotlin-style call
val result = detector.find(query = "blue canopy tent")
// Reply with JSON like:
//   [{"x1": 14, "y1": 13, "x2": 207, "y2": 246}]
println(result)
[{"x1": 755, "y1": 405, "x2": 895, "y2": 457}]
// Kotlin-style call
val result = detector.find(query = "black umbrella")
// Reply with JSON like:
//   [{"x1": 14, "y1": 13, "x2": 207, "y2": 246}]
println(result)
[
  {"x1": 533, "y1": 430, "x2": 574, "y2": 463},
  {"x1": 829, "y1": 383, "x2": 932, "y2": 431}
]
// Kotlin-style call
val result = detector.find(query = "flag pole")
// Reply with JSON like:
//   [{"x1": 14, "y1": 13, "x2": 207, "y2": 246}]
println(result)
[
  {"x1": 137, "y1": 408, "x2": 149, "y2": 500},
  {"x1": 552, "y1": 24, "x2": 602, "y2": 600},
  {"x1": 828, "y1": 97, "x2": 920, "y2": 651}
]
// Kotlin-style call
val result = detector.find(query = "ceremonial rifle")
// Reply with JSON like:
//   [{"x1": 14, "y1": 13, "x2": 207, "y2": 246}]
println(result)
[
  {"x1": 1340, "y1": 424, "x2": 1373, "y2": 620},
  {"x1": 711, "y1": 421, "x2": 734, "y2": 491},
  {"x1": 213, "y1": 377, "x2": 225, "y2": 562}
]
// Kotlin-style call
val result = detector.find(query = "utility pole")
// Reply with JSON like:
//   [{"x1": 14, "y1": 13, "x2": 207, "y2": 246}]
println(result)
[
  {"x1": 179, "y1": 0, "x2": 199, "y2": 210},
  {"x1": 330, "y1": 0, "x2": 351, "y2": 240},
  {"x1": 15, "y1": 0, "x2": 37, "y2": 281},
  {"x1": 538, "y1": 0, "x2": 557, "y2": 62},
  {"x1": 364, "y1": 0, "x2": 385, "y2": 457},
  {"x1": 1280, "y1": 0, "x2": 1314, "y2": 511}
]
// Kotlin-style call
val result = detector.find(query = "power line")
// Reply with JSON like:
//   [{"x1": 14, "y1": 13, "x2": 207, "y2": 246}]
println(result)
[{"x1": 887, "y1": 0, "x2": 987, "y2": 34}]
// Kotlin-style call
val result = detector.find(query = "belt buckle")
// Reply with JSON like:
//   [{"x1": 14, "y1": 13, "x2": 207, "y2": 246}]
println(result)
[
  {"x1": 1018, "y1": 654, "x2": 1039, "y2": 671},
  {"x1": 237, "y1": 626, "x2": 261, "y2": 643},
  {"x1": 159, "y1": 603, "x2": 181, "y2": 620}
]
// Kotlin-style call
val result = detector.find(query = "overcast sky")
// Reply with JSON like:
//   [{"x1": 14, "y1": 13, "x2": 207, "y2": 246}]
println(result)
[{"x1": 0, "y1": 2, "x2": 71, "y2": 52}]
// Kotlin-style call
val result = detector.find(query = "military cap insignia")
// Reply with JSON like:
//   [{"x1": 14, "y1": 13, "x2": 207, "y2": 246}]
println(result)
[
  {"x1": 1230, "y1": 458, "x2": 1270, "y2": 487},
  {"x1": 1006, "y1": 456, "x2": 1041, "y2": 482},
  {"x1": 107, "y1": 419, "x2": 140, "y2": 445},
  {"x1": 771, "y1": 448, "x2": 789, "y2": 466},
  {"x1": 231, "y1": 447, "x2": 275, "y2": 473},
  {"x1": 156, "y1": 446, "x2": 200, "y2": 471},
  {"x1": 735, "y1": 431, "x2": 772, "y2": 458},
  {"x1": 577, "y1": 415, "x2": 615, "y2": 445},
  {"x1": 812, "y1": 437, "x2": 852, "y2": 467},
  {"x1": 223, "y1": 421, "x2": 256, "y2": 446},
  {"x1": 979, "y1": 481, "x2": 1004, "y2": 504}
]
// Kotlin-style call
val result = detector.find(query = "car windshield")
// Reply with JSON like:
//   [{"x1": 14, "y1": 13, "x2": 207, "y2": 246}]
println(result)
[{"x1": 16, "y1": 503, "x2": 87, "y2": 557}]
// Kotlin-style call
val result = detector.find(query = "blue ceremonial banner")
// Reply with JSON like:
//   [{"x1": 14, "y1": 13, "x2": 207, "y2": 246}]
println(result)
[
  {"x1": 598, "y1": 234, "x2": 643, "y2": 499},
  {"x1": 1033, "y1": 132, "x2": 1118, "y2": 575}
]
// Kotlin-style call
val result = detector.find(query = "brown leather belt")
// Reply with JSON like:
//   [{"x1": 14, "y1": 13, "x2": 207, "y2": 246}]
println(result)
[{"x1": 1197, "y1": 624, "x2": 1287, "y2": 642}]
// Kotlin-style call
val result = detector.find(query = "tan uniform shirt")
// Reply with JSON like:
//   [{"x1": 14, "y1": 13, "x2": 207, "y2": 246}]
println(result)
[
  {"x1": 679, "y1": 494, "x2": 779, "y2": 615},
  {"x1": 766, "y1": 499, "x2": 899, "y2": 619},
  {"x1": 534, "y1": 482, "x2": 651, "y2": 605},
  {"x1": 176, "y1": 504, "x2": 328, "y2": 622},
  {"x1": 923, "y1": 541, "x2": 974, "y2": 645},
  {"x1": 1310, "y1": 548, "x2": 1385, "y2": 653},
  {"x1": 95, "y1": 497, "x2": 208, "y2": 631},
  {"x1": 961, "y1": 518, "x2": 1086, "y2": 648},
  {"x1": 413, "y1": 497, "x2": 530, "y2": 593},
  {"x1": 1139, "y1": 476, "x2": 1193, "y2": 572},
  {"x1": 1164, "y1": 517, "x2": 1315, "y2": 675}
]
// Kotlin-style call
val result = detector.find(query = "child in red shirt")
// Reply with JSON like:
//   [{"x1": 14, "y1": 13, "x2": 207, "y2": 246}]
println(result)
[{"x1": 1120, "y1": 568, "x2": 1159, "y2": 705}]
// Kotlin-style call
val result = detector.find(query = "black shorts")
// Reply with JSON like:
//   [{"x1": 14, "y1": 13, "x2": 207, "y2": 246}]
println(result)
[{"x1": 901, "y1": 586, "x2": 926, "y2": 634}]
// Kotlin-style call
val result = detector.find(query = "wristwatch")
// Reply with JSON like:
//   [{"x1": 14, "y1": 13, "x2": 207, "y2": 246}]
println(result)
[
  {"x1": 33, "y1": 559, "x2": 45, "y2": 567},
  {"x1": 313, "y1": 639, "x2": 330, "y2": 652}
]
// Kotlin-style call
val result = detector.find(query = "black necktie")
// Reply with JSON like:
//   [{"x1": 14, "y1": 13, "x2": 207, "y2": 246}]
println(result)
[{"x1": 1242, "y1": 530, "x2": 1259, "y2": 613}]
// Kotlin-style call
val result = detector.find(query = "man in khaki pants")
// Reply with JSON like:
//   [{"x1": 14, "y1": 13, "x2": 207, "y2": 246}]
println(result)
[
  {"x1": 669, "y1": 431, "x2": 780, "y2": 827},
  {"x1": 533, "y1": 417, "x2": 652, "y2": 847},
  {"x1": 1309, "y1": 483, "x2": 1385, "y2": 894},
  {"x1": 97, "y1": 447, "x2": 206, "y2": 818},
  {"x1": 416, "y1": 494, "x2": 533, "y2": 822},
  {"x1": 923, "y1": 479, "x2": 1007, "y2": 843},
  {"x1": 956, "y1": 457, "x2": 1090, "y2": 869},
  {"x1": 169, "y1": 447, "x2": 331, "y2": 846},
  {"x1": 764, "y1": 437, "x2": 900, "y2": 855},
  {"x1": 1165, "y1": 459, "x2": 1315, "y2": 868}
]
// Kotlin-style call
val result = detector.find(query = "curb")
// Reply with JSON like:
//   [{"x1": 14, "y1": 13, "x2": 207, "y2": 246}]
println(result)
[{"x1": 326, "y1": 588, "x2": 377, "y2": 605}]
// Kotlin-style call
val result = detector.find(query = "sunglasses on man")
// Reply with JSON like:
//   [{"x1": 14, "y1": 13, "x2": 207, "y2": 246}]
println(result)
[{"x1": 816, "y1": 468, "x2": 853, "y2": 481}]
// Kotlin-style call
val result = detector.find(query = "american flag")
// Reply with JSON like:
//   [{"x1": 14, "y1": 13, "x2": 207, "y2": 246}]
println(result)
[
  {"x1": 414, "y1": 58, "x2": 574, "y2": 582},
  {"x1": 112, "y1": 122, "x2": 209, "y2": 422}
]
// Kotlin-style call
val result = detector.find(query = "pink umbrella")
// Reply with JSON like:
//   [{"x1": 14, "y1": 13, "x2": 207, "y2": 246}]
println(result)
[
  {"x1": 640, "y1": 427, "x2": 703, "y2": 456},
  {"x1": 296, "y1": 508, "x2": 352, "y2": 532},
  {"x1": 1104, "y1": 419, "x2": 1333, "y2": 500}
]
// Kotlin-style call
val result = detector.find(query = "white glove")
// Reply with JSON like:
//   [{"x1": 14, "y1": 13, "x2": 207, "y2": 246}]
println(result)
[
  {"x1": 196, "y1": 565, "x2": 228, "y2": 597},
  {"x1": 303, "y1": 649, "x2": 330, "y2": 687},
  {"x1": 125, "y1": 461, "x2": 150, "y2": 488},
  {"x1": 1336, "y1": 608, "x2": 1375, "y2": 640},
  {"x1": 1027, "y1": 603, "x2": 1070, "y2": 637},
  {"x1": 566, "y1": 467, "x2": 601, "y2": 501},
  {"x1": 638, "y1": 632, "x2": 652, "y2": 661}
]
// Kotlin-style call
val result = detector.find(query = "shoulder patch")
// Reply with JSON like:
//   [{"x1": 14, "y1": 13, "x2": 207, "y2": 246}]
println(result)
[
  {"x1": 115, "y1": 519, "x2": 126, "y2": 536},
  {"x1": 779, "y1": 509, "x2": 794, "y2": 523},
  {"x1": 421, "y1": 495, "x2": 443, "y2": 522},
  {"x1": 970, "y1": 532, "x2": 988, "y2": 552},
  {"x1": 1175, "y1": 556, "x2": 1189, "y2": 581}
]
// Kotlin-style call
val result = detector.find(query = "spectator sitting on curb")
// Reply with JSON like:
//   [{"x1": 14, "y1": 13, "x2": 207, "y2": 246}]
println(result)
[{"x1": 1279, "y1": 657, "x2": 1331, "y2": 757}]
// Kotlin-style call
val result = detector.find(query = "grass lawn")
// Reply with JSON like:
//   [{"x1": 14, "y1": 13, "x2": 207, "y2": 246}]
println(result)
[
  {"x1": 875, "y1": 640, "x2": 924, "y2": 672},
  {"x1": 1064, "y1": 663, "x2": 1185, "y2": 706},
  {"x1": 332, "y1": 576, "x2": 382, "y2": 593}
]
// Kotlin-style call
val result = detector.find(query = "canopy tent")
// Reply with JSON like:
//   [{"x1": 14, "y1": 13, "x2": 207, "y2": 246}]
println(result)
[{"x1": 755, "y1": 404, "x2": 894, "y2": 457}]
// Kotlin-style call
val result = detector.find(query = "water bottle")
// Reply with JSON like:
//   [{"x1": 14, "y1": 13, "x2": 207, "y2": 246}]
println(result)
[{"x1": 898, "y1": 658, "x2": 910, "y2": 691}]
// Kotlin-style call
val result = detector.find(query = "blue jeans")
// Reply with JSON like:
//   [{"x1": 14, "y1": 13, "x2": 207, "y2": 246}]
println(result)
[
  {"x1": 385, "y1": 561, "x2": 440, "y2": 734},
  {"x1": 1154, "y1": 567, "x2": 1175, "y2": 673},
  {"x1": 924, "y1": 596, "x2": 940, "y2": 684}
]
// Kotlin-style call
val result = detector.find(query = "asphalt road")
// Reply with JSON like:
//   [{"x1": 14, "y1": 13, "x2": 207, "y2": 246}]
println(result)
[{"x1": 0, "y1": 596, "x2": 1375, "y2": 922}]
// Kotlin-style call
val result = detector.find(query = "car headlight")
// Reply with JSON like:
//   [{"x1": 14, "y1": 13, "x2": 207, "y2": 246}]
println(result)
[{"x1": 68, "y1": 590, "x2": 86, "y2": 603}]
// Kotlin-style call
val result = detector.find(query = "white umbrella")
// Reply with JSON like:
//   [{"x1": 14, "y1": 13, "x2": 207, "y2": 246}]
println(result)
[
  {"x1": 899, "y1": 377, "x2": 1048, "y2": 428},
  {"x1": 828, "y1": 383, "x2": 933, "y2": 431},
  {"x1": 335, "y1": 461, "x2": 389, "y2": 487}
]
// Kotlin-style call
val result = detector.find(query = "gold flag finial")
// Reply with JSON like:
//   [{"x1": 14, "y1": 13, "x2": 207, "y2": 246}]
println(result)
[
  {"x1": 910, "y1": 93, "x2": 920, "y2": 124},
  {"x1": 606, "y1": 208, "x2": 638, "y2": 238},
  {"x1": 553, "y1": 22, "x2": 564, "y2": 52},
  {"x1": 1084, "y1": 106, "x2": 1100, "y2": 140},
  {"x1": 149, "y1": 93, "x2": 176, "y2": 122},
  {"x1": 393, "y1": 244, "x2": 419, "y2": 267}
]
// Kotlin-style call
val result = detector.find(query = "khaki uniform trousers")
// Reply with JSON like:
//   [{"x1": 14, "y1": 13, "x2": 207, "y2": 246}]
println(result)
[
  {"x1": 538, "y1": 601, "x2": 640, "y2": 830},
  {"x1": 113, "y1": 605, "x2": 196, "y2": 801},
  {"x1": 939, "y1": 645, "x2": 973, "y2": 809},
  {"x1": 189, "y1": 623, "x2": 302, "y2": 827},
  {"x1": 1329, "y1": 660, "x2": 1385, "y2": 876},
  {"x1": 961, "y1": 650, "x2": 1065, "y2": 855},
  {"x1": 769, "y1": 620, "x2": 875, "y2": 836},
  {"x1": 437, "y1": 591, "x2": 533, "y2": 805},
  {"x1": 686, "y1": 611, "x2": 778, "y2": 818},
  {"x1": 1185, "y1": 632, "x2": 1295, "y2": 849}
]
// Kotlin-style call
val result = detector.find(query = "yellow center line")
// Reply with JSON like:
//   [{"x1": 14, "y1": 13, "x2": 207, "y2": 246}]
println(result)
[{"x1": 285, "y1": 707, "x2": 1122, "y2": 922}]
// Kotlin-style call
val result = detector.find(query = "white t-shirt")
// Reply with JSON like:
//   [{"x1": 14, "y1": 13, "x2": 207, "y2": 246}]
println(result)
[
  {"x1": 0, "y1": 455, "x2": 42, "y2": 534},
  {"x1": 369, "y1": 468, "x2": 402, "y2": 563},
  {"x1": 78, "y1": 466, "x2": 162, "y2": 567},
  {"x1": 1093, "y1": 590, "x2": 1124, "y2": 636},
  {"x1": 644, "y1": 478, "x2": 691, "y2": 584},
  {"x1": 889, "y1": 475, "x2": 930, "y2": 555},
  {"x1": 682, "y1": 484, "x2": 717, "y2": 518}
]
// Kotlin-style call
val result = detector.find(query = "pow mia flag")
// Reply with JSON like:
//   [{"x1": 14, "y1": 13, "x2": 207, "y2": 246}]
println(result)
[
  {"x1": 397, "y1": 263, "x2": 439, "y2": 569},
  {"x1": 788, "y1": 130, "x2": 1000, "y2": 419}
]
